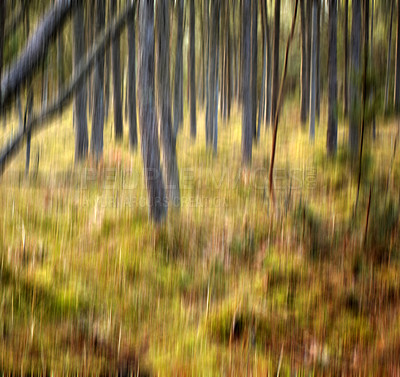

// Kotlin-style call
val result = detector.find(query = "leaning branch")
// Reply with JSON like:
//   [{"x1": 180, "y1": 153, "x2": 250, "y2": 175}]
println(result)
[
  {"x1": 268, "y1": 0, "x2": 299, "y2": 206},
  {"x1": 1, "y1": 0, "x2": 80, "y2": 109},
  {"x1": 0, "y1": 2, "x2": 135, "y2": 176}
]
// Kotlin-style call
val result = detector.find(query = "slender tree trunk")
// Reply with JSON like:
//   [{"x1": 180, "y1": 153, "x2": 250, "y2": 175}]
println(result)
[
  {"x1": 395, "y1": 0, "x2": 400, "y2": 112},
  {"x1": 205, "y1": 0, "x2": 210, "y2": 143},
  {"x1": 258, "y1": 0, "x2": 267, "y2": 140},
  {"x1": 91, "y1": 0, "x2": 105, "y2": 161},
  {"x1": 265, "y1": 0, "x2": 271, "y2": 127},
  {"x1": 104, "y1": 0, "x2": 111, "y2": 121},
  {"x1": 111, "y1": 0, "x2": 123, "y2": 140},
  {"x1": 127, "y1": 0, "x2": 137, "y2": 150},
  {"x1": 385, "y1": 0, "x2": 394, "y2": 113},
  {"x1": 327, "y1": 0, "x2": 338, "y2": 156},
  {"x1": 173, "y1": 0, "x2": 184, "y2": 134},
  {"x1": 309, "y1": 0, "x2": 317, "y2": 141},
  {"x1": 300, "y1": 0, "x2": 308, "y2": 124},
  {"x1": 316, "y1": 0, "x2": 321, "y2": 121},
  {"x1": 73, "y1": 1, "x2": 88, "y2": 162},
  {"x1": 306, "y1": 0, "x2": 312, "y2": 117},
  {"x1": 189, "y1": 0, "x2": 196, "y2": 138},
  {"x1": 370, "y1": 0, "x2": 375, "y2": 138},
  {"x1": 349, "y1": 0, "x2": 361, "y2": 156},
  {"x1": 138, "y1": 0, "x2": 167, "y2": 223},
  {"x1": 344, "y1": 0, "x2": 349, "y2": 116},
  {"x1": 156, "y1": 0, "x2": 180, "y2": 207},
  {"x1": 25, "y1": 6, "x2": 32, "y2": 176},
  {"x1": 0, "y1": 0, "x2": 5, "y2": 113},
  {"x1": 251, "y1": 0, "x2": 258, "y2": 140},
  {"x1": 271, "y1": 0, "x2": 280, "y2": 125},
  {"x1": 242, "y1": 0, "x2": 252, "y2": 166}
]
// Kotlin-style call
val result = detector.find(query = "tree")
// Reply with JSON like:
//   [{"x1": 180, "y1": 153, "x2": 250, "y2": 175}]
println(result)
[
  {"x1": 127, "y1": 0, "x2": 137, "y2": 150},
  {"x1": 349, "y1": 0, "x2": 361, "y2": 156},
  {"x1": 309, "y1": 0, "x2": 317, "y2": 141},
  {"x1": 189, "y1": 0, "x2": 196, "y2": 139},
  {"x1": 0, "y1": 0, "x2": 5, "y2": 112},
  {"x1": 251, "y1": 0, "x2": 257, "y2": 140},
  {"x1": 344, "y1": 0, "x2": 349, "y2": 116},
  {"x1": 327, "y1": 0, "x2": 337, "y2": 156},
  {"x1": 384, "y1": 0, "x2": 394, "y2": 113},
  {"x1": 91, "y1": 0, "x2": 105, "y2": 161},
  {"x1": 395, "y1": 0, "x2": 400, "y2": 112},
  {"x1": 138, "y1": 0, "x2": 167, "y2": 222},
  {"x1": 156, "y1": 0, "x2": 180, "y2": 207},
  {"x1": 111, "y1": 0, "x2": 123, "y2": 140},
  {"x1": 242, "y1": 0, "x2": 252, "y2": 166},
  {"x1": 271, "y1": 0, "x2": 280, "y2": 124},
  {"x1": 300, "y1": 0, "x2": 308, "y2": 124},
  {"x1": 73, "y1": 1, "x2": 88, "y2": 162}
]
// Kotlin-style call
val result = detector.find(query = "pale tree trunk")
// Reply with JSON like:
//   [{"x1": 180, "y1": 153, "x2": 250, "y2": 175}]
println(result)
[
  {"x1": 257, "y1": 0, "x2": 267, "y2": 139},
  {"x1": 104, "y1": 0, "x2": 111, "y2": 121},
  {"x1": 111, "y1": 0, "x2": 123, "y2": 140},
  {"x1": 138, "y1": 0, "x2": 167, "y2": 223},
  {"x1": 385, "y1": 0, "x2": 394, "y2": 113},
  {"x1": 173, "y1": 0, "x2": 184, "y2": 134},
  {"x1": 271, "y1": 0, "x2": 280, "y2": 125},
  {"x1": 73, "y1": 1, "x2": 88, "y2": 162},
  {"x1": 156, "y1": 0, "x2": 180, "y2": 207},
  {"x1": 264, "y1": 0, "x2": 271, "y2": 127},
  {"x1": 242, "y1": 0, "x2": 252, "y2": 166},
  {"x1": 349, "y1": 0, "x2": 361, "y2": 156},
  {"x1": 309, "y1": 0, "x2": 317, "y2": 141},
  {"x1": 127, "y1": 0, "x2": 137, "y2": 150},
  {"x1": 300, "y1": 0, "x2": 308, "y2": 124},
  {"x1": 306, "y1": 0, "x2": 312, "y2": 116},
  {"x1": 251, "y1": 0, "x2": 258, "y2": 140},
  {"x1": 189, "y1": 0, "x2": 196, "y2": 139},
  {"x1": 344, "y1": 0, "x2": 349, "y2": 116},
  {"x1": 91, "y1": 0, "x2": 105, "y2": 161},
  {"x1": 395, "y1": 0, "x2": 400, "y2": 112},
  {"x1": 327, "y1": 0, "x2": 337, "y2": 156}
]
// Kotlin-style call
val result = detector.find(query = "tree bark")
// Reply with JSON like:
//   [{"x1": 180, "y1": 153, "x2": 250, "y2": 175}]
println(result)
[
  {"x1": 300, "y1": 0, "x2": 308, "y2": 124},
  {"x1": 111, "y1": 0, "x2": 123, "y2": 140},
  {"x1": 251, "y1": 0, "x2": 258, "y2": 140},
  {"x1": 349, "y1": 0, "x2": 361, "y2": 156},
  {"x1": 73, "y1": 1, "x2": 88, "y2": 162},
  {"x1": 127, "y1": 0, "x2": 137, "y2": 150},
  {"x1": 1, "y1": 0, "x2": 80, "y2": 109},
  {"x1": 264, "y1": 0, "x2": 271, "y2": 127},
  {"x1": 344, "y1": 0, "x2": 349, "y2": 116},
  {"x1": 309, "y1": 0, "x2": 317, "y2": 141},
  {"x1": 173, "y1": 0, "x2": 184, "y2": 135},
  {"x1": 242, "y1": 0, "x2": 252, "y2": 166},
  {"x1": 156, "y1": 0, "x2": 180, "y2": 207},
  {"x1": 0, "y1": 0, "x2": 5, "y2": 112},
  {"x1": 385, "y1": 0, "x2": 394, "y2": 113},
  {"x1": 327, "y1": 0, "x2": 337, "y2": 156},
  {"x1": 189, "y1": 0, "x2": 196, "y2": 139},
  {"x1": 257, "y1": 0, "x2": 267, "y2": 139},
  {"x1": 271, "y1": 0, "x2": 280, "y2": 125},
  {"x1": 91, "y1": 0, "x2": 105, "y2": 161},
  {"x1": 138, "y1": 0, "x2": 167, "y2": 222},
  {"x1": 316, "y1": 0, "x2": 320, "y2": 121},
  {"x1": 395, "y1": 0, "x2": 400, "y2": 112}
]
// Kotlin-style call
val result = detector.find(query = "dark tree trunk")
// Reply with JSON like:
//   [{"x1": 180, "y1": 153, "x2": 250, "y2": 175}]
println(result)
[
  {"x1": 127, "y1": 0, "x2": 137, "y2": 150},
  {"x1": 156, "y1": 0, "x2": 180, "y2": 207},
  {"x1": 189, "y1": 0, "x2": 196, "y2": 139},
  {"x1": 173, "y1": 0, "x2": 184, "y2": 134},
  {"x1": 104, "y1": 0, "x2": 111, "y2": 121},
  {"x1": 349, "y1": 0, "x2": 361, "y2": 155},
  {"x1": 309, "y1": 0, "x2": 317, "y2": 141},
  {"x1": 242, "y1": 0, "x2": 252, "y2": 166},
  {"x1": 327, "y1": 0, "x2": 338, "y2": 156},
  {"x1": 271, "y1": 0, "x2": 280, "y2": 125},
  {"x1": 73, "y1": 1, "x2": 88, "y2": 162},
  {"x1": 395, "y1": 0, "x2": 400, "y2": 112},
  {"x1": 344, "y1": 0, "x2": 349, "y2": 116},
  {"x1": 306, "y1": 0, "x2": 312, "y2": 116},
  {"x1": 111, "y1": 0, "x2": 123, "y2": 140},
  {"x1": 251, "y1": 0, "x2": 258, "y2": 140},
  {"x1": 138, "y1": 0, "x2": 167, "y2": 222},
  {"x1": 91, "y1": 0, "x2": 105, "y2": 161},
  {"x1": 300, "y1": 0, "x2": 308, "y2": 124},
  {"x1": 385, "y1": 0, "x2": 394, "y2": 113}
]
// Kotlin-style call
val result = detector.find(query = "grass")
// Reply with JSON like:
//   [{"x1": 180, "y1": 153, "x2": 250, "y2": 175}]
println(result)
[{"x1": 0, "y1": 98, "x2": 400, "y2": 375}]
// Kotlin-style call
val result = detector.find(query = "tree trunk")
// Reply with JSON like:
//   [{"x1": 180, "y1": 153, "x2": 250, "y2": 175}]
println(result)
[
  {"x1": 0, "y1": 0, "x2": 4, "y2": 113},
  {"x1": 91, "y1": 0, "x2": 105, "y2": 161},
  {"x1": 127, "y1": 0, "x2": 137, "y2": 150},
  {"x1": 257, "y1": 0, "x2": 267, "y2": 139},
  {"x1": 251, "y1": 0, "x2": 258, "y2": 140},
  {"x1": 349, "y1": 0, "x2": 361, "y2": 156},
  {"x1": 385, "y1": 0, "x2": 394, "y2": 113},
  {"x1": 189, "y1": 0, "x2": 196, "y2": 139},
  {"x1": 73, "y1": 1, "x2": 88, "y2": 162},
  {"x1": 316, "y1": 0, "x2": 321, "y2": 121},
  {"x1": 25, "y1": 5, "x2": 32, "y2": 176},
  {"x1": 138, "y1": 0, "x2": 167, "y2": 223},
  {"x1": 265, "y1": 0, "x2": 271, "y2": 127},
  {"x1": 395, "y1": 0, "x2": 400, "y2": 112},
  {"x1": 327, "y1": 0, "x2": 337, "y2": 156},
  {"x1": 111, "y1": 0, "x2": 123, "y2": 140},
  {"x1": 173, "y1": 0, "x2": 184, "y2": 134},
  {"x1": 242, "y1": 0, "x2": 252, "y2": 166},
  {"x1": 300, "y1": 0, "x2": 308, "y2": 124},
  {"x1": 309, "y1": 0, "x2": 317, "y2": 141},
  {"x1": 271, "y1": 0, "x2": 280, "y2": 125},
  {"x1": 344, "y1": 0, "x2": 349, "y2": 116},
  {"x1": 156, "y1": 0, "x2": 180, "y2": 207},
  {"x1": 104, "y1": 0, "x2": 111, "y2": 121}
]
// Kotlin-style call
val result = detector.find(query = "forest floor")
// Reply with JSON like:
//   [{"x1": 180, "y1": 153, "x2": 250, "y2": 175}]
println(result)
[{"x1": 0, "y1": 101, "x2": 400, "y2": 375}]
